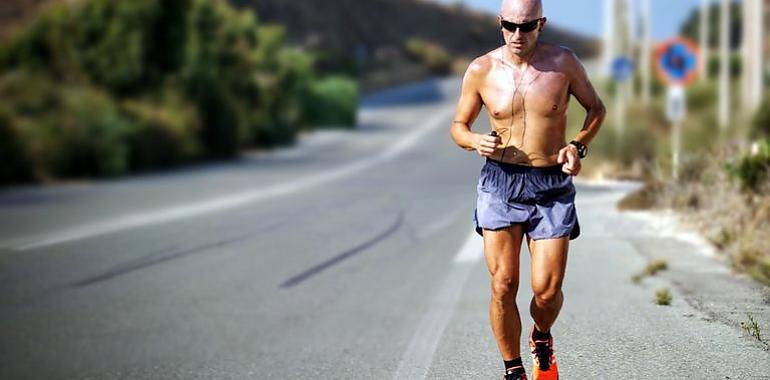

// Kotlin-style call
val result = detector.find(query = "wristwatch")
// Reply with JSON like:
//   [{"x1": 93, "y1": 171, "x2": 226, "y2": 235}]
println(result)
[{"x1": 569, "y1": 140, "x2": 587, "y2": 158}]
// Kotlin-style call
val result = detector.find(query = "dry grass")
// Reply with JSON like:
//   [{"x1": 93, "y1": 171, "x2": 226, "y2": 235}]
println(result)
[
  {"x1": 617, "y1": 181, "x2": 665, "y2": 211},
  {"x1": 654, "y1": 288, "x2": 672, "y2": 306},
  {"x1": 645, "y1": 258, "x2": 669, "y2": 275},
  {"x1": 618, "y1": 145, "x2": 770, "y2": 287},
  {"x1": 631, "y1": 258, "x2": 669, "y2": 284}
]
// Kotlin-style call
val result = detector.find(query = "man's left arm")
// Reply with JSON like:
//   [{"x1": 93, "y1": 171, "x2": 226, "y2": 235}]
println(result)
[{"x1": 557, "y1": 50, "x2": 607, "y2": 176}]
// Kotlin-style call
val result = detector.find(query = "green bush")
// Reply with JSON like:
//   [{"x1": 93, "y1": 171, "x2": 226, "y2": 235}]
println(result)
[
  {"x1": 4, "y1": 0, "x2": 190, "y2": 95},
  {"x1": 0, "y1": 0, "x2": 329, "y2": 184},
  {"x1": 181, "y1": 0, "x2": 244, "y2": 158},
  {"x1": 121, "y1": 93, "x2": 202, "y2": 170},
  {"x1": 249, "y1": 27, "x2": 315, "y2": 147},
  {"x1": 0, "y1": 71, "x2": 130, "y2": 179},
  {"x1": 726, "y1": 139, "x2": 770, "y2": 192},
  {"x1": 53, "y1": 87, "x2": 130, "y2": 177},
  {"x1": 405, "y1": 38, "x2": 451, "y2": 75},
  {"x1": 751, "y1": 92, "x2": 770, "y2": 139},
  {"x1": 0, "y1": 107, "x2": 32, "y2": 184},
  {"x1": 303, "y1": 76, "x2": 358, "y2": 127},
  {"x1": 686, "y1": 80, "x2": 718, "y2": 112},
  {"x1": 593, "y1": 103, "x2": 663, "y2": 169},
  {"x1": 707, "y1": 53, "x2": 742, "y2": 79}
]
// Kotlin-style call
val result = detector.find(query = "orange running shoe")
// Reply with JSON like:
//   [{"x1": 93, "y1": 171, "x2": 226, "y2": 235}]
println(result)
[{"x1": 528, "y1": 326, "x2": 559, "y2": 380}]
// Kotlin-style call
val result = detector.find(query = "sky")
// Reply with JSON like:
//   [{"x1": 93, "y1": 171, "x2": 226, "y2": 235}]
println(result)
[{"x1": 430, "y1": 0, "x2": 703, "y2": 41}]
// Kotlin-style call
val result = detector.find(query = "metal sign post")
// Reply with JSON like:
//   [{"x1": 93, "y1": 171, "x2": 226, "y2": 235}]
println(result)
[
  {"x1": 611, "y1": 56, "x2": 634, "y2": 141},
  {"x1": 666, "y1": 85, "x2": 686, "y2": 180},
  {"x1": 654, "y1": 37, "x2": 700, "y2": 181}
]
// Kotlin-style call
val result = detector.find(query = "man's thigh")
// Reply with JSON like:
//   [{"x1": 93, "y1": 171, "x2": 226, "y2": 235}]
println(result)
[
  {"x1": 527, "y1": 237, "x2": 569, "y2": 292},
  {"x1": 482, "y1": 224, "x2": 525, "y2": 278}
]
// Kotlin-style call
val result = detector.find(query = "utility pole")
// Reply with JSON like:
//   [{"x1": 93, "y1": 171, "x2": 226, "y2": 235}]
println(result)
[
  {"x1": 742, "y1": 0, "x2": 765, "y2": 114},
  {"x1": 614, "y1": 0, "x2": 631, "y2": 138},
  {"x1": 718, "y1": 0, "x2": 730, "y2": 130},
  {"x1": 641, "y1": 0, "x2": 651, "y2": 104},
  {"x1": 625, "y1": 0, "x2": 637, "y2": 96},
  {"x1": 699, "y1": 0, "x2": 710, "y2": 82},
  {"x1": 603, "y1": 0, "x2": 616, "y2": 77}
]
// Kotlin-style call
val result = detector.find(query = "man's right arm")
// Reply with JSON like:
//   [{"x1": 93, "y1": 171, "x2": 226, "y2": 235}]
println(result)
[{"x1": 450, "y1": 59, "x2": 492, "y2": 153}]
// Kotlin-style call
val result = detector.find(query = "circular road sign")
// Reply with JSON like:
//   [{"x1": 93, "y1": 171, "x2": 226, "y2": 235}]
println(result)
[
  {"x1": 611, "y1": 56, "x2": 634, "y2": 82},
  {"x1": 654, "y1": 37, "x2": 700, "y2": 87}
]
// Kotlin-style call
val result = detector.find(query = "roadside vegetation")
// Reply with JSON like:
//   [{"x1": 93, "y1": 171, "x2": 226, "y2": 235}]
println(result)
[
  {"x1": 587, "y1": 2, "x2": 770, "y2": 287},
  {"x1": 654, "y1": 288, "x2": 673, "y2": 306},
  {"x1": 572, "y1": 59, "x2": 770, "y2": 286},
  {"x1": 741, "y1": 312, "x2": 769, "y2": 350},
  {"x1": 404, "y1": 38, "x2": 453, "y2": 75},
  {"x1": 611, "y1": 87, "x2": 770, "y2": 286},
  {"x1": 0, "y1": 0, "x2": 358, "y2": 185},
  {"x1": 631, "y1": 258, "x2": 669, "y2": 284}
]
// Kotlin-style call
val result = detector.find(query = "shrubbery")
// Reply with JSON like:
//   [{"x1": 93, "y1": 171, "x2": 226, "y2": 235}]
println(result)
[
  {"x1": 726, "y1": 139, "x2": 770, "y2": 193},
  {"x1": 303, "y1": 76, "x2": 359, "y2": 127},
  {"x1": 121, "y1": 93, "x2": 202, "y2": 170},
  {"x1": 0, "y1": 71, "x2": 131, "y2": 180},
  {"x1": 589, "y1": 102, "x2": 664, "y2": 174},
  {"x1": 751, "y1": 92, "x2": 770, "y2": 139},
  {"x1": 0, "y1": 0, "x2": 359, "y2": 184},
  {"x1": 404, "y1": 38, "x2": 451, "y2": 75}
]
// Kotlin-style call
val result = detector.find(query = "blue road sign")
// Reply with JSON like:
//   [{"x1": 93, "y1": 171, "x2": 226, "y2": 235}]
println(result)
[
  {"x1": 611, "y1": 56, "x2": 634, "y2": 82},
  {"x1": 655, "y1": 37, "x2": 700, "y2": 86}
]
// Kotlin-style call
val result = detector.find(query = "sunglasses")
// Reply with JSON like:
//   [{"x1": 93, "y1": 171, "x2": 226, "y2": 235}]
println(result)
[{"x1": 499, "y1": 17, "x2": 544, "y2": 33}]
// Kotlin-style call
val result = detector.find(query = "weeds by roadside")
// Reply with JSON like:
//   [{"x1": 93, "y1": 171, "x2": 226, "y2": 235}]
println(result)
[
  {"x1": 631, "y1": 258, "x2": 669, "y2": 284},
  {"x1": 654, "y1": 288, "x2": 672, "y2": 306},
  {"x1": 740, "y1": 312, "x2": 770, "y2": 351},
  {"x1": 618, "y1": 142, "x2": 770, "y2": 287}
]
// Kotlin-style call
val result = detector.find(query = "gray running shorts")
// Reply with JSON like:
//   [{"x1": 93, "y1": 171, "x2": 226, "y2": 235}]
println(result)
[{"x1": 472, "y1": 158, "x2": 580, "y2": 240}]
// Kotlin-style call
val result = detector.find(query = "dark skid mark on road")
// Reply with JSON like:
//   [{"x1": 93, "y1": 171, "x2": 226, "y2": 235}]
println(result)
[
  {"x1": 280, "y1": 211, "x2": 404, "y2": 289},
  {"x1": 73, "y1": 239, "x2": 239, "y2": 287},
  {"x1": 72, "y1": 218, "x2": 294, "y2": 288}
]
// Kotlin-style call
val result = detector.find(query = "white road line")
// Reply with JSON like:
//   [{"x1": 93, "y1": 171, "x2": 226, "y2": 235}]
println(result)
[
  {"x1": 393, "y1": 230, "x2": 483, "y2": 380},
  {"x1": 6, "y1": 107, "x2": 452, "y2": 251},
  {"x1": 454, "y1": 230, "x2": 484, "y2": 263}
]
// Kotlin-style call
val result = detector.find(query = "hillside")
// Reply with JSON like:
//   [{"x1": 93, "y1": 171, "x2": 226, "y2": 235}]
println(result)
[
  {"x1": 2, "y1": 0, "x2": 600, "y2": 60},
  {"x1": 1, "y1": 0, "x2": 600, "y2": 92},
  {"x1": 231, "y1": 0, "x2": 600, "y2": 60}
]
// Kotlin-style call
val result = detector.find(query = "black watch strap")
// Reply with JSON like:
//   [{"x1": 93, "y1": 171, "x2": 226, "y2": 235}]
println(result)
[{"x1": 569, "y1": 140, "x2": 587, "y2": 158}]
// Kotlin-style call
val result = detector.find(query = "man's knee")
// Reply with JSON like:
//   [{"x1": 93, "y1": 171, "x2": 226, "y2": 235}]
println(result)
[
  {"x1": 532, "y1": 286, "x2": 562, "y2": 305},
  {"x1": 491, "y1": 273, "x2": 519, "y2": 301}
]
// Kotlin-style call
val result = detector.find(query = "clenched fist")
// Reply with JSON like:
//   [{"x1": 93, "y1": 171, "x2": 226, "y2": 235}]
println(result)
[{"x1": 473, "y1": 132, "x2": 502, "y2": 157}]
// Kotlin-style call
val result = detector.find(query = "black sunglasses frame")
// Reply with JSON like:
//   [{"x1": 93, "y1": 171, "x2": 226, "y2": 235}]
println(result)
[{"x1": 499, "y1": 17, "x2": 544, "y2": 33}]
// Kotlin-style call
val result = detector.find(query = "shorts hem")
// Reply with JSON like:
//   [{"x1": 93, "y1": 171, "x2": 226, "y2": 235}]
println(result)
[{"x1": 527, "y1": 233, "x2": 572, "y2": 241}]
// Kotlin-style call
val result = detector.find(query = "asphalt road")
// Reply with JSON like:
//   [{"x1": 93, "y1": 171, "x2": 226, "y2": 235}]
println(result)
[{"x1": 1, "y1": 77, "x2": 768, "y2": 379}]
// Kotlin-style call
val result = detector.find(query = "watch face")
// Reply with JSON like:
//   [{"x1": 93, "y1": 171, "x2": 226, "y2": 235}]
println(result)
[{"x1": 570, "y1": 141, "x2": 586, "y2": 158}]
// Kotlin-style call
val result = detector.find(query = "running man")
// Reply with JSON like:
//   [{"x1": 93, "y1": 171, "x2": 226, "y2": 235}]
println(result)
[{"x1": 449, "y1": 0, "x2": 606, "y2": 379}]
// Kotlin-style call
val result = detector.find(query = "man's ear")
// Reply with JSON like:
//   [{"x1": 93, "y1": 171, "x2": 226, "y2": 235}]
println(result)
[
  {"x1": 539, "y1": 17, "x2": 547, "y2": 31},
  {"x1": 497, "y1": 15, "x2": 502, "y2": 26}
]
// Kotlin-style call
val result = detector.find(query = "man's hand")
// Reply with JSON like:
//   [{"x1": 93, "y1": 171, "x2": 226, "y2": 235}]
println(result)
[
  {"x1": 557, "y1": 144, "x2": 581, "y2": 176},
  {"x1": 472, "y1": 133, "x2": 502, "y2": 157}
]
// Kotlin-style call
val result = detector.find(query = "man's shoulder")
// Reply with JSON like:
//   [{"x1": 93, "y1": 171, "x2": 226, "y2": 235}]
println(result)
[
  {"x1": 537, "y1": 43, "x2": 585, "y2": 75},
  {"x1": 465, "y1": 48, "x2": 502, "y2": 77},
  {"x1": 538, "y1": 42, "x2": 580, "y2": 63}
]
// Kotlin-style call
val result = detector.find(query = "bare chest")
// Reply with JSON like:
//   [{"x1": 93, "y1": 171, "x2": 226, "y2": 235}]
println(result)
[{"x1": 479, "y1": 67, "x2": 570, "y2": 121}]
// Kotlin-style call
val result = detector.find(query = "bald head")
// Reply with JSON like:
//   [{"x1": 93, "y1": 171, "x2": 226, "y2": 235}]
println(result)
[{"x1": 500, "y1": 0, "x2": 542, "y2": 22}]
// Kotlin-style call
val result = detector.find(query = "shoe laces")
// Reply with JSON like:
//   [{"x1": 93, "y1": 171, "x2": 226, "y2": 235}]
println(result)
[{"x1": 531, "y1": 339, "x2": 552, "y2": 371}]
